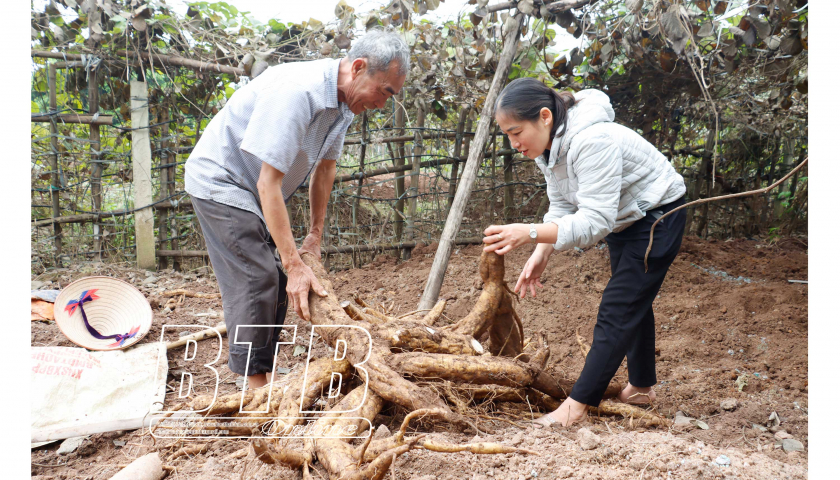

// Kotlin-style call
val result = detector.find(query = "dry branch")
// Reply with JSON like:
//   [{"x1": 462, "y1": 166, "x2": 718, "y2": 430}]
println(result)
[
  {"x1": 162, "y1": 289, "x2": 221, "y2": 298},
  {"x1": 644, "y1": 157, "x2": 809, "y2": 271},
  {"x1": 31, "y1": 113, "x2": 114, "y2": 125}
]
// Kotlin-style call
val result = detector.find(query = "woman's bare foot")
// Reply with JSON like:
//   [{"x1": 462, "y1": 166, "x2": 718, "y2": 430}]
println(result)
[
  {"x1": 532, "y1": 397, "x2": 589, "y2": 428},
  {"x1": 618, "y1": 384, "x2": 656, "y2": 405}
]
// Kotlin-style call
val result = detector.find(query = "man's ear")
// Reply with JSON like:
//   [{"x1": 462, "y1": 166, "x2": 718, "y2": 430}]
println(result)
[{"x1": 351, "y1": 58, "x2": 368, "y2": 79}]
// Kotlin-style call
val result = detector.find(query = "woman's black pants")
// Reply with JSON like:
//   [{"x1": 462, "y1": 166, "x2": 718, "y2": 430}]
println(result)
[{"x1": 569, "y1": 197, "x2": 686, "y2": 407}]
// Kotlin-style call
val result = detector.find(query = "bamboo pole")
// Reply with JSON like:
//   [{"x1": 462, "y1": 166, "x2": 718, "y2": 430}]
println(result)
[
  {"x1": 394, "y1": 91, "x2": 407, "y2": 247},
  {"x1": 116, "y1": 50, "x2": 245, "y2": 76},
  {"x1": 166, "y1": 103, "x2": 180, "y2": 272},
  {"x1": 502, "y1": 136, "x2": 515, "y2": 221},
  {"x1": 419, "y1": 13, "x2": 525, "y2": 311},
  {"x1": 352, "y1": 112, "x2": 368, "y2": 236},
  {"x1": 486, "y1": 0, "x2": 599, "y2": 14},
  {"x1": 31, "y1": 113, "x2": 113, "y2": 125},
  {"x1": 488, "y1": 123, "x2": 498, "y2": 226},
  {"x1": 342, "y1": 130, "x2": 503, "y2": 145},
  {"x1": 447, "y1": 108, "x2": 469, "y2": 211},
  {"x1": 406, "y1": 103, "x2": 426, "y2": 242},
  {"x1": 47, "y1": 63, "x2": 62, "y2": 263},
  {"x1": 89, "y1": 63, "x2": 103, "y2": 261},
  {"x1": 157, "y1": 109, "x2": 170, "y2": 270},
  {"x1": 156, "y1": 237, "x2": 484, "y2": 258},
  {"x1": 335, "y1": 149, "x2": 516, "y2": 184}
]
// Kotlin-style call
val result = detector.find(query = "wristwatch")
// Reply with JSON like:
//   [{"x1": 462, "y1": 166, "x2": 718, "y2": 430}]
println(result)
[{"x1": 529, "y1": 224, "x2": 538, "y2": 244}]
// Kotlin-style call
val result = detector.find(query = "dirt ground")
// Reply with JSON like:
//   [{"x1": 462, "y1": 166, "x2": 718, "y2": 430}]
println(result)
[{"x1": 30, "y1": 235, "x2": 808, "y2": 479}]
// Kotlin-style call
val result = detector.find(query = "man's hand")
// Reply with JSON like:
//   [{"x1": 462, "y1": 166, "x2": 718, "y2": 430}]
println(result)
[
  {"x1": 298, "y1": 232, "x2": 322, "y2": 259},
  {"x1": 285, "y1": 259, "x2": 328, "y2": 322}
]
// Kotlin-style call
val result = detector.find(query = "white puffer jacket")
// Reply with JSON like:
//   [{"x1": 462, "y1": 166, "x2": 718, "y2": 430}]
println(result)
[{"x1": 537, "y1": 89, "x2": 686, "y2": 251}]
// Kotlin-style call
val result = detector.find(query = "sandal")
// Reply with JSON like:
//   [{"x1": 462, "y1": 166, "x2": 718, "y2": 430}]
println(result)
[
  {"x1": 532, "y1": 413, "x2": 560, "y2": 428},
  {"x1": 620, "y1": 391, "x2": 656, "y2": 406}
]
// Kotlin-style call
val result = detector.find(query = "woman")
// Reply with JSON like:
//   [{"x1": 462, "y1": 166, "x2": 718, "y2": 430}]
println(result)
[{"x1": 482, "y1": 78, "x2": 687, "y2": 427}]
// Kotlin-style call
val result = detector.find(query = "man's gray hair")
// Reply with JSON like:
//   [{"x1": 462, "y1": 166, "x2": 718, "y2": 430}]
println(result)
[{"x1": 347, "y1": 29, "x2": 410, "y2": 77}]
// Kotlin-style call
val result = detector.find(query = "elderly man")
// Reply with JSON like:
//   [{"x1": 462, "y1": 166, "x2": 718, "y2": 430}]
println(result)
[{"x1": 185, "y1": 30, "x2": 409, "y2": 390}]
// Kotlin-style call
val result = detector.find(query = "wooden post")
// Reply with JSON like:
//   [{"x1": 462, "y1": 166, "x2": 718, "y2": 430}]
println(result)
[
  {"x1": 393, "y1": 92, "x2": 407, "y2": 247},
  {"x1": 88, "y1": 62, "x2": 103, "y2": 261},
  {"x1": 763, "y1": 138, "x2": 781, "y2": 226},
  {"x1": 48, "y1": 64, "x2": 62, "y2": 263},
  {"x1": 131, "y1": 80, "x2": 156, "y2": 270},
  {"x1": 166, "y1": 103, "x2": 181, "y2": 272},
  {"x1": 450, "y1": 114, "x2": 474, "y2": 210},
  {"x1": 502, "y1": 136, "x2": 515, "y2": 221},
  {"x1": 157, "y1": 108, "x2": 170, "y2": 270},
  {"x1": 488, "y1": 124, "x2": 498, "y2": 226},
  {"x1": 447, "y1": 108, "x2": 469, "y2": 212},
  {"x1": 419, "y1": 13, "x2": 524, "y2": 311},
  {"x1": 406, "y1": 103, "x2": 426, "y2": 241},
  {"x1": 352, "y1": 112, "x2": 368, "y2": 235}
]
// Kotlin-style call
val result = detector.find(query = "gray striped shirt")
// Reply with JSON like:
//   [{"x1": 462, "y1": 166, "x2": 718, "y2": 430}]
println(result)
[{"x1": 185, "y1": 58, "x2": 355, "y2": 223}]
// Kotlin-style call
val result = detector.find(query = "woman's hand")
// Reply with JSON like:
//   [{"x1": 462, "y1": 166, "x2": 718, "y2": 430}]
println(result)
[
  {"x1": 482, "y1": 223, "x2": 531, "y2": 255},
  {"x1": 514, "y1": 244, "x2": 553, "y2": 298}
]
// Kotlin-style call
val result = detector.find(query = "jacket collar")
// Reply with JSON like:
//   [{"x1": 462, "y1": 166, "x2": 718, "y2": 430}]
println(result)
[{"x1": 538, "y1": 89, "x2": 616, "y2": 168}]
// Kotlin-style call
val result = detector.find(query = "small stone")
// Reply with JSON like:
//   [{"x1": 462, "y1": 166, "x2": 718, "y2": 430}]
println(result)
[
  {"x1": 714, "y1": 454, "x2": 731, "y2": 466},
  {"x1": 113, "y1": 440, "x2": 126, "y2": 447},
  {"x1": 372, "y1": 424, "x2": 390, "y2": 440},
  {"x1": 720, "y1": 398, "x2": 738, "y2": 411},
  {"x1": 31, "y1": 280, "x2": 45, "y2": 290},
  {"x1": 752, "y1": 423, "x2": 768, "y2": 432},
  {"x1": 235, "y1": 376, "x2": 247, "y2": 389},
  {"x1": 57, "y1": 436, "x2": 89, "y2": 455},
  {"x1": 576, "y1": 427, "x2": 600, "y2": 450},
  {"x1": 781, "y1": 438, "x2": 804, "y2": 452},
  {"x1": 774, "y1": 430, "x2": 793, "y2": 440},
  {"x1": 556, "y1": 466, "x2": 574, "y2": 479},
  {"x1": 673, "y1": 411, "x2": 694, "y2": 428},
  {"x1": 142, "y1": 275, "x2": 159, "y2": 285}
]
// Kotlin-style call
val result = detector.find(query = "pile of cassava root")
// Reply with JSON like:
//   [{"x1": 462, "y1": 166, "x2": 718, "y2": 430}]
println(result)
[{"x1": 158, "y1": 251, "x2": 669, "y2": 479}]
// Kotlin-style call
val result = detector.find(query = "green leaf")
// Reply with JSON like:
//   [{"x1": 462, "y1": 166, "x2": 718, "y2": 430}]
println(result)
[{"x1": 268, "y1": 19, "x2": 286, "y2": 33}]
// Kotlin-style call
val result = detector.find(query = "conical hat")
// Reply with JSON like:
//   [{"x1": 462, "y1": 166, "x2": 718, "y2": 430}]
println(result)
[{"x1": 54, "y1": 276, "x2": 153, "y2": 351}]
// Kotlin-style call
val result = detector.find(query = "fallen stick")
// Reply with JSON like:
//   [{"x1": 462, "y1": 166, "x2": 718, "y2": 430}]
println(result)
[
  {"x1": 166, "y1": 322, "x2": 227, "y2": 350},
  {"x1": 644, "y1": 157, "x2": 808, "y2": 271},
  {"x1": 162, "y1": 289, "x2": 221, "y2": 299},
  {"x1": 170, "y1": 442, "x2": 209, "y2": 460}
]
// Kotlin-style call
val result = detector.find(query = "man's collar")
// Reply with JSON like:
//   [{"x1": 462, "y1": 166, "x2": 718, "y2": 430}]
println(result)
[{"x1": 325, "y1": 58, "x2": 341, "y2": 109}]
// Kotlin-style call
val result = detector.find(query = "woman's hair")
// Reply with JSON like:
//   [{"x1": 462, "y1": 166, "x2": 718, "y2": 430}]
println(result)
[{"x1": 495, "y1": 77, "x2": 576, "y2": 143}]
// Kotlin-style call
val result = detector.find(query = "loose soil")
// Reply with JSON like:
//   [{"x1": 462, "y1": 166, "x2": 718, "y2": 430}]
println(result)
[{"x1": 30, "y1": 235, "x2": 808, "y2": 479}]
